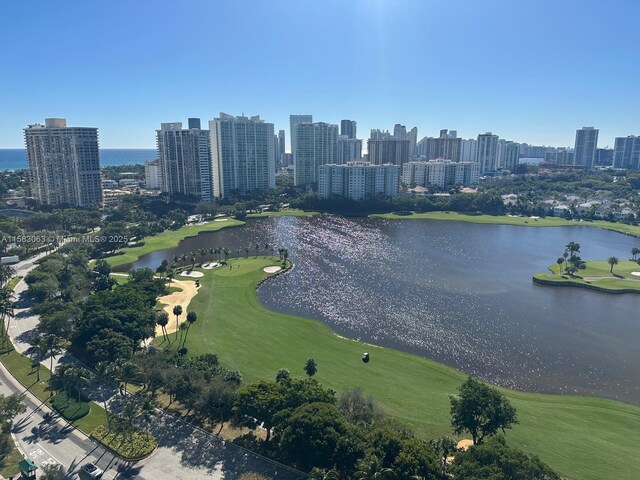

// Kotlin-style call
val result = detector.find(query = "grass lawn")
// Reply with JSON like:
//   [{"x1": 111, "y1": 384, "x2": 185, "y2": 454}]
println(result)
[
  {"x1": 0, "y1": 349, "x2": 107, "y2": 434},
  {"x1": 158, "y1": 256, "x2": 640, "y2": 480},
  {"x1": 372, "y1": 211, "x2": 640, "y2": 237},
  {"x1": 246, "y1": 209, "x2": 319, "y2": 218},
  {"x1": 0, "y1": 436, "x2": 22, "y2": 478},
  {"x1": 535, "y1": 260, "x2": 640, "y2": 292},
  {"x1": 50, "y1": 391, "x2": 90, "y2": 420},
  {"x1": 6, "y1": 276, "x2": 22, "y2": 291},
  {"x1": 104, "y1": 218, "x2": 245, "y2": 269}
]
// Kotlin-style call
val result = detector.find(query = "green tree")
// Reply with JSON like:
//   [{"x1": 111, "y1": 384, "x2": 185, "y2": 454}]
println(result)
[
  {"x1": 94, "y1": 362, "x2": 115, "y2": 430},
  {"x1": 275, "y1": 368, "x2": 291, "y2": 384},
  {"x1": 631, "y1": 247, "x2": 640, "y2": 261},
  {"x1": 304, "y1": 358, "x2": 318, "y2": 377},
  {"x1": 450, "y1": 377, "x2": 518, "y2": 445},
  {"x1": 555, "y1": 257, "x2": 564, "y2": 274},
  {"x1": 451, "y1": 435, "x2": 560, "y2": 479},
  {"x1": 607, "y1": 256, "x2": 619, "y2": 273},
  {"x1": 354, "y1": 456, "x2": 395, "y2": 479},
  {"x1": 157, "y1": 311, "x2": 169, "y2": 343},
  {"x1": 338, "y1": 387, "x2": 380, "y2": 424},
  {"x1": 279, "y1": 402, "x2": 348, "y2": 471}
]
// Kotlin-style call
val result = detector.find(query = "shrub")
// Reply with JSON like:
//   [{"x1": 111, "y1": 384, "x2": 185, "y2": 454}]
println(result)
[
  {"x1": 49, "y1": 392, "x2": 90, "y2": 421},
  {"x1": 91, "y1": 425, "x2": 157, "y2": 460}
]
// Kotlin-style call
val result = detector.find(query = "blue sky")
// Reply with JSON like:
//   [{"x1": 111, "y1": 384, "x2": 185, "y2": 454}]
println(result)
[{"x1": 1, "y1": 0, "x2": 638, "y2": 149}]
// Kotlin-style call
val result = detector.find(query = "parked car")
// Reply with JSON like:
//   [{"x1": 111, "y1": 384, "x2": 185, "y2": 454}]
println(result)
[{"x1": 81, "y1": 462, "x2": 104, "y2": 478}]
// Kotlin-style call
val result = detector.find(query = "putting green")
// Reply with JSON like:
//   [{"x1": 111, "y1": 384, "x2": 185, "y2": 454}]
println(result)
[{"x1": 159, "y1": 256, "x2": 640, "y2": 480}]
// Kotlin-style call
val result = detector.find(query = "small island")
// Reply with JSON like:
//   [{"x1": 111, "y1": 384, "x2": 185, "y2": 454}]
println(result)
[{"x1": 534, "y1": 244, "x2": 640, "y2": 293}]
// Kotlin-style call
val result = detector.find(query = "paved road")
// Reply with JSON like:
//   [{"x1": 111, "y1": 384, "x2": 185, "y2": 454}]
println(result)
[{"x1": 4, "y1": 250, "x2": 306, "y2": 479}]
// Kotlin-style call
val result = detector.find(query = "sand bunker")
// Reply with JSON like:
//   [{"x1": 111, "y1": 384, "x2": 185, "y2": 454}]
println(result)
[
  {"x1": 631, "y1": 272, "x2": 640, "y2": 276},
  {"x1": 202, "y1": 262, "x2": 220, "y2": 269},
  {"x1": 457, "y1": 439, "x2": 473, "y2": 451},
  {"x1": 157, "y1": 279, "x2": 200, "y2": 335},
  {"x1": 180, "y1": 270, "x2": 204, "y2": 278},
  {"x1": 263, "y1": 266, "x2": 282, "y2": 273},
  {"x1": 214, "y1": 218, "x2": 229, "y2": 222}
]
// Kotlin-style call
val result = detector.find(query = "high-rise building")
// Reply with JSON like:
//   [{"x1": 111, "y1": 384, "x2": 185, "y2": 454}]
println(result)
[
  {"x1": 156, "y1": 119, "x2": 212, "y2": 201},
  {"x1": 209, "y1": 113, "x2": 275, "y2": 198},
  {"x1": 476, "y1": 132, "x2": 499, "y2": 175},
  {"x1": 573, "y1": 127, "x2": 598, "y2": 169},
  {"x1": 277, "y1": 130, "x2": 286, "y2": 165},
  {"x1": 318, "y1": 161, "x2": 399, "y2": 200},
  {"x1": 613, "y1": 136, "x2": 640, "y2": 170},
  {"x1": 340, "y1": 120, "x2": 357, "y2": 139},
  {"x1": 290, "y1": 115, "x2": 313, "y2": 172},
  {"x1": 144, "y1": 159, "x2": 161, "y2": 189},
  {"x1": 460, "y1": 138, "x2": 477, "y2": 162},
  {"x1": 402, "y1": 159, "x2": 479, "y2": 188},
  {"x1": 337, "y1": 136, "x2": 362, "y2": 164},
  {"x1": 294, "y1": 122, "x2": 339, "y2": 186},
  {"x1": 393, "y1": 124, "x2": 407, "y2": 139},
  {"x1": 370, "y1": 128, "x2": 388, "y2": 140},
  {"x1": 501, "y1": 141, "x2": 520, "y2": 172},
  {"x1": 408, "y1": 127, "x2": 418, "y2": 158},
  {"x1": 544, "y1": 148, "x2": 574, "y2": 165},
  {"x1": 367, "y1": 134, "x2": 410, "y2": 166},
  {"x1": 424, "y1": 129, "x2": 461, "y2": 162},
  {"x1": 595, "y1": 148, "x2": 614, "y2": 167},
  {"x1": 25, "y1": 118, "x2": 102, "y2": 207}
]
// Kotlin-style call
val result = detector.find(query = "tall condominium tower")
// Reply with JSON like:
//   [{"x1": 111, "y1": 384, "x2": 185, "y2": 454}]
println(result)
[
  {"x1": 408, "y1": 127, "x2": 418, "y2": 158},
  {"x1": 25, "y1": 118, "x2": 102, "y2": 207},
  {"x1": 476, "y1": 132, "x2": 499, "y2": 175},
  {"x1": 573, "y1": 127, "x2": 598, "y2": 169},
  {"x1": 425, "y1": 129, "x2": 461, "y2": 161},
  {"x1": 501, "y1": 141, "x2": 520, "y2": 172},
  {"x1": 209, "y1": 113, "x2": 275, "y2": 198},
  {"x1": 613, "y1": 136, "x2": 640, "y2": 170},
  {"x1": 294, "y1": 122, "x2": 339, "y2": 186},
  {"x1": 156, "y1": 119, "x2": 212, "y2": 201},
  {"x1": 277, "y1": 130, "x2": 286, "y2": 165},
  {"x1": 337, "y1": 136, "x2": 362, "y2": 164},
  {"x1": 289, "y1": 115, "x2": 313, "y2": 170},
  {"x1": 368, "y1": 133, "x2": 410, "y2": 166},
  {"x1": 393, "y1": 123, "x2": 407, "y2": 140},
  {"x1": 340, "y1": 119, "x2": 357, "y2": 139}
]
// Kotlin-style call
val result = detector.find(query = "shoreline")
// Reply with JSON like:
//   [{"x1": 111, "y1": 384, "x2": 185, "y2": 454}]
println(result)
[{"x1": 160, "y1": 256, "x2": 640, "y2": 480}]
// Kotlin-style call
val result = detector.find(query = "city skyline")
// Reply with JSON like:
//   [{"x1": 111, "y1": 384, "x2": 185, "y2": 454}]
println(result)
[{"x1": 1, "y1": 0, "x2": 639, "y2": 149}]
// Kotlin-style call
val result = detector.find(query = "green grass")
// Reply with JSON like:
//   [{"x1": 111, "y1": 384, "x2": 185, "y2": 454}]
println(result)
[
  {"x1": 0, "y1": 436, "x2": 22, "y2": 478},
  {"x1": 104, "y1": 218, "x2": 245, "y2": 269},
  {"x1": 535, "y1": 260, "x2": 640, "y2": 292},
  {"x1": 246, "y1": 209, "x2": 319, "y2": 218},
  {"x1": 6, "y1": 276, "x2": 22, "y2": 291},
  {"x1": 158, "y1": 256, "x2": 640, "y2": 480},
  {"x1": 50, "y1": 391, "x2": 90, "y2": 420},
  {"x1": 372, "y1": 211, "x2": 640, "y2": 237},
  {"x1": 0, "y1": 348, "x2": 107, "y2": 434},
  {"x1": 91, "y1": 425, "x2": 157, "y2": 460}
]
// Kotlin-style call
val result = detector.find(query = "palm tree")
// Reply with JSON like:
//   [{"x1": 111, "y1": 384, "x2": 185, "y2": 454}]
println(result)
[
  {"x1": 0, "y1": 287, "x2": 14, "y2": 341},
  {"x1": 116, "y1": 361, "x2": 140, "y2": 395},
  {"x1": 282, "y1": 248, "x2": 289, "y2": 266},
  {"x1": 156, "y1": 311, "x2": 169, "y2": 343},
  {"x1": 69, "y1": 367, "x2": 93, "y2": 403},
  {"x1": 182, "y1": 311, "x2": 197, "y2": 347},
  {"x1": 42, "y1": 334, "x2": 63, "y2": 374},
  {"x1": 309, "y1": 468, "x2": 340, "y2": 480},
  {"x1": 94, "y1": 362, "x2": 115, "y2": 430},
  {"x1": 167, "y1": 270, "x2": 174, "y2": 285},
  {"x1": 172, "y1": 305, "x2": 183, "y2": 341},
  {"x1": 173, "y1": 254, "x2": 181, "y2": 266},
  {"x1": 245, "y1": 247, "x2": 249, "y2": 257},
  {"x1": 608, "y1": 256, "x2": 619, "y2": 274},
  {"x1": 354, "y1": 457, "x2": 395, "y2": 479},
  {"x1": 264, "y1": 243, "x2": 270, "y2": 258},
  {"x1": 208, "y1": 247, "x2": 215, "y2": 263},
  {"x1": 556, "y1": 257, "x2": 564, "y2": 274},
  {"x1": 632, "y1": 247, "x2": 640, "y2": 261},
  {"x1": 190, "y1": 253, "x2": 197, "y2": 270},
  {"x1": 199, "y1": 248, "x2": 207, "y2": 266}
]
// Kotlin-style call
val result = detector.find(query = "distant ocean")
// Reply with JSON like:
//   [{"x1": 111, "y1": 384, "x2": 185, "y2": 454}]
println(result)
[{"x1": 0, "y1": 149, "x2": 156, "y2": 170}]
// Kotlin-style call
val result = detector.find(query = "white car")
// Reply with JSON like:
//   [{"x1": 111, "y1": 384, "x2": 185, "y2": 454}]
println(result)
[{"x1": 81, "y1": 462, "x2": 104, "y2": 478}]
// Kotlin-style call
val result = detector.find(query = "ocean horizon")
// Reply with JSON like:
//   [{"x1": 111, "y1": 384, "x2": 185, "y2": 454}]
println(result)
[{"x1": 0, "y1": 149, "x2": 156, "y2": 170}]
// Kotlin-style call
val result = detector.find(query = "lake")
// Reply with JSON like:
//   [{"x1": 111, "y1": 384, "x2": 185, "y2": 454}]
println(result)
[{"x1": 131, "y1": 216, "x2": 640, "y2": 403}]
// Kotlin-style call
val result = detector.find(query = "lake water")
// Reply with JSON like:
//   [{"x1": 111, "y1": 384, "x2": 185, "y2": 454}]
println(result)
[{"x1": 130, "y1": 216, "x2": 640, "y2": 403}]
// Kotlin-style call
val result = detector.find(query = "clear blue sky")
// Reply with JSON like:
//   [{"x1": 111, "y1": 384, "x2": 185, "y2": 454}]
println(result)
[{"x1": 1, "y1": 0, "x2": 639, "y2": 149}]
